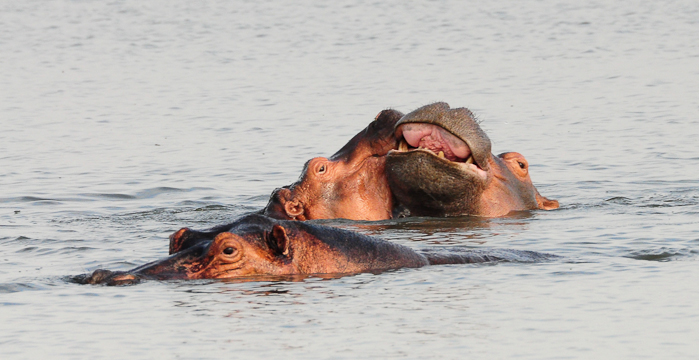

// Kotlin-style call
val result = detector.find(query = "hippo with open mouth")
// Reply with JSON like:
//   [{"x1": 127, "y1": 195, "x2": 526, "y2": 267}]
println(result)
[
  {"x1": 262, "y1": 102, "x2": 557, "y2": 220},
  {"x1": 386, "y1": 102, "x2": 559, "y2": 217},
  {"x1": 75, "y1": 214, "x2": 553, "y2": 285}
]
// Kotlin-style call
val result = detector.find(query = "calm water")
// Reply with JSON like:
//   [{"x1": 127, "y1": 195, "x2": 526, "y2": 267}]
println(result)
[{"x1": 2, "y1": 0, "x2": 698, "y2": 358}]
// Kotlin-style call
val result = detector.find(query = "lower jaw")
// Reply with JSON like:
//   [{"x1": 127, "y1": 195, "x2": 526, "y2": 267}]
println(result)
[
  {"x1": 386, "y1": 152, "x2": 487, "y2": 185},
  {"x1": 386, "y1": 153, "x2": 487, "y2": 216}
]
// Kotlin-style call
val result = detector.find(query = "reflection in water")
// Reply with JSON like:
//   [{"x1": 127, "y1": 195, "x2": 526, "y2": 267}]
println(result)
[
  {"x1": 165, "y1": 267, "x2": 488, "y2": 314},
  {"x1": 315, "y1": 213, "x2": 533, "y2": 246}
]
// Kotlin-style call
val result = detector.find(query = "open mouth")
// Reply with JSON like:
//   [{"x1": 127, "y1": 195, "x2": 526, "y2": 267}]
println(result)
[{"x1": 393, "y1": 123, "x2": 485, "y2": 174}]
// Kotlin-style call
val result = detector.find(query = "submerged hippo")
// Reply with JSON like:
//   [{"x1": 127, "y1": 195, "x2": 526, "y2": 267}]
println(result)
[
  {"x1": 262, "y1": 109, "x2": 404, "y2": 221},
  {"x1": 77, "y1": 214, "x2": 552, "y2": 285},
  {"x1": 386, "y1": 102, "x2": 559, "y2": 217}
]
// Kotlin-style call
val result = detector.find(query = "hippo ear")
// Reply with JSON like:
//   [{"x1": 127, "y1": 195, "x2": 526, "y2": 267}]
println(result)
[
  {"x1": 263, "y1": 188, "x2": 306, "y2": 220},
  {"x1": 284, "y1": 200, "x2": 305, "y2": 220},
  {"x1": 536, "y1": 193, "x2": 560, "y2": 210},
  {"x1": 267, "y1": 224, "x2": 290, "y2": 257},
  {"x1": 169, "y1": 228, "x2": 191, "y2": 255}
]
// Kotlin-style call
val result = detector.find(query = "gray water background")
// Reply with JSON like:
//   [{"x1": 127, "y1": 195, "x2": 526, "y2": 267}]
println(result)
[{"x1": 1, "y1": 0, "x2": 698, "y2": 358}]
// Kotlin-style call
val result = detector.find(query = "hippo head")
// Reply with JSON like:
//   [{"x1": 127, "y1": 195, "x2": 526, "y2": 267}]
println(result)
[
  {"x1": 80, "y1": 216, "x2": 296, "y2": 285},
  {"x1": 262, "y1": 109, "x2": 403, "y2": 221},
  {"x1": 385, "y1": 102, "x2": 558, "y2": 217}
]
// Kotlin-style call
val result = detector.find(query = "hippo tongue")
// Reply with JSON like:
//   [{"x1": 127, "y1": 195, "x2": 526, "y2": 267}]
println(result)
[{"x1": 399, "y1": 123, "x2": 472, "y2": 162}]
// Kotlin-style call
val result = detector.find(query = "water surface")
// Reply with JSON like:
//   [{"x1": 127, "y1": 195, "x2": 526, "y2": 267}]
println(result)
[{"x1": 1, "y1": 0, "x2": 698, "y2": 359}]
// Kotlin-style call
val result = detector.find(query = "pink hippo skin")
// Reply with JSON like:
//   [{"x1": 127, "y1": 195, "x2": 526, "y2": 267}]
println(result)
[{"x1": 262, "y1": 109, "x2": 403, "y2": 221}]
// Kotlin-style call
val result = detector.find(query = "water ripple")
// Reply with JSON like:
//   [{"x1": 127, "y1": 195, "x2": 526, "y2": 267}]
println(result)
[
  {"x1": 0, "y1": 282, "x2": 47, "y2": 294},
  {"x1": 626, "y1": 248, "x2": 698, "y2": 262}
]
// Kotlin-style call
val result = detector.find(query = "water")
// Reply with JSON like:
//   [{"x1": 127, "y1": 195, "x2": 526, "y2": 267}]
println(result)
[{"x1": 1, "y1": 0, "x2": 698, "y2": 358}]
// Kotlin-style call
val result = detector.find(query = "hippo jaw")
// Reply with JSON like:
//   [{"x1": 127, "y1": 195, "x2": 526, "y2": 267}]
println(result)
[
  {"x1": 390, "y1": 102, "x2": 492, "y2": 172},
  {"x1": 385, "y1": 102, "x2": 494, "y2": 216},
  {"x1": 393, "y1": 123, "x2": 488, "y2": 177},
  {"x1": 386, "y1": 150, "x2": 489, "y2": 216}
]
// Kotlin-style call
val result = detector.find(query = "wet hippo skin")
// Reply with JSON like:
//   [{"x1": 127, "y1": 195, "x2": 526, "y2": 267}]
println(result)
[
  {"x1": 386, "y1": 102, "x2": 559, "y2": 217},
  {"x1": 262, "y1": 109, "x2": 404, "y2": 221},
  {"x1": 76, "y1": 214, "x2": 554, "y2": 285}
]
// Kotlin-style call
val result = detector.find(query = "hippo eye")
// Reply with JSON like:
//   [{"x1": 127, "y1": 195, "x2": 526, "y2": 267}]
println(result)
[
  {"x1": 518, "y1": 161, "x2": 526, "y2": 169},
  {"x1": 318, "y1": 165, "x2": 326, "y2": 174},
  {"x1": 223, "y1": 247, "x2": 236, "y2": 255}
]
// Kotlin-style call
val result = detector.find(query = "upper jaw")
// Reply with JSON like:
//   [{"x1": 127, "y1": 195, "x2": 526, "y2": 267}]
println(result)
[
  {"x1": 391, "y1": 102, "x2": 492, "y2": 172},
  {"x1": 390, "y1": 122, "x2": 489, "y2": 181}
]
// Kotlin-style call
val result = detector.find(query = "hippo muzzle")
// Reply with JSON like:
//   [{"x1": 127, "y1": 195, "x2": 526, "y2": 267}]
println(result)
[{"x1": 76, "y1": 240, "x2": 213, "y2": 285}]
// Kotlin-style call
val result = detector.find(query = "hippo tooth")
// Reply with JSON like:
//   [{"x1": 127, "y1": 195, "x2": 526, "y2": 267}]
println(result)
[
  {"x1": 399, "y1": 139, "x2": 408, "y2": 151},
  {"x1": 438, "y1": 151, "x2": 445, "y2": 158},
  {"x1": 465, "y1": 155, "x2": 474, "y2": 165}
]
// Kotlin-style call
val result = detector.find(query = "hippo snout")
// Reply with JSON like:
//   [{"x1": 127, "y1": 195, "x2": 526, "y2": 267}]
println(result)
[{"x1": 77, "y1": 269, "x2": 141, "y2": 286}]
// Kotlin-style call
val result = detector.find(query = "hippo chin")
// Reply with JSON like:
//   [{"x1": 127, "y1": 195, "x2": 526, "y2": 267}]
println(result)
[
  {"x1": 76, "y1": 214, "x2": 554, "y2": 285},
  {"x1": 262, "y1": 109, "x2": 404, "y2": 221},
  {"x1": 386, "y1": 102, "x2": 559, "y2": 217}
]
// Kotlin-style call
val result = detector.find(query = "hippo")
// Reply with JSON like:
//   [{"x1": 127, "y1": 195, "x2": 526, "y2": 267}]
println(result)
[
  {"x1": 385, "y1": 102, "x2": 559, "y2": 217},
  {"x1": 262, "y1": 109, "x2": 404, "y2": 221},
  {"x1": 76, "y1": 214, "x2": 553, "y2": 285}
]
